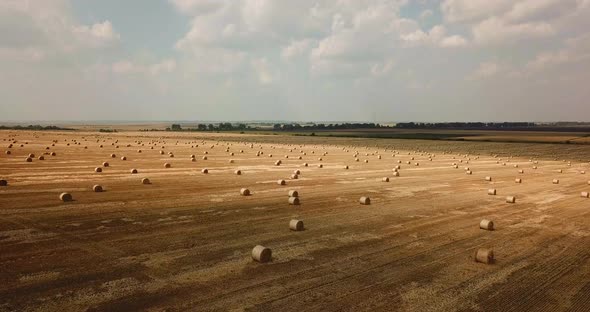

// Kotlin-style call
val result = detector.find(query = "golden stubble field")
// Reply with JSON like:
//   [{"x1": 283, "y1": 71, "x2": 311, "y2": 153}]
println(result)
[{"x1": 1, "y1": 130, "x2": 590, "y2": 312}]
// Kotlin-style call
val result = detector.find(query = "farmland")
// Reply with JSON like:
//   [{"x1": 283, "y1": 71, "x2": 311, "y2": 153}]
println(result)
[{"x1": 1, "y1": 130, "x2": 590, "y2": 311}]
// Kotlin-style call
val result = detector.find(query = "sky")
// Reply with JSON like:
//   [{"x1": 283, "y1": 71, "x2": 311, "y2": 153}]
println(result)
[{"x1": 0, "y1": 0, "x2": 589, "y2": 122}]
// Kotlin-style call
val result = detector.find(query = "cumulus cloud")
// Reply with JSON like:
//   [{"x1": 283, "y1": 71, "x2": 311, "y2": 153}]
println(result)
[
  {"x1": 281, "y1": 39, "x2": 315, "y2": 60},
  {"x1": 111, "y1": 59, "x2": 177, "y2": 76},
  {"x1": 527, "y1": 33, "x2": 590, "y2": 70},
  {"x1": 0, "y1": 0, "x2": 120, "y2": 57},
  {"x1": 472, "y1": 17, "x2": 555, "y2": 44},
  {"x1": 441, "y1": 0, "x2": 514, "y2": 23},
  {"x1": 473, "y1": 62, "x2": 502, "y2": 78},
  {"x1": 440, "y1": 35, "x2": 468, "y2": 47},
  {"x1": 3, "y1": 0, "x2": 590, "y2": 121},
  {"x1": 443, "y1": 0, "x2": 582, "y2": 45},
  {"x1": 72, "y1": 21, "x2": 120, "y2": 48}
]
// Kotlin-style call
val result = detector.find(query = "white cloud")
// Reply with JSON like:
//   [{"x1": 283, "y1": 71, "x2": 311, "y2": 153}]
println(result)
[
  {"x1": 281, "y1": 39, "x2": 315, "y2": 60},
  {"x1": 505, "y1": 0, "x2": 579, "y2": 23},
  {"x1": 0, "y1": 1, "x2": 120, "y2": 57},
  {"x1": 472, "y1": 62, "x2": 502, "y2": 78},
  {"x1": 401, "y1": 25, "x2": 468, "y2": 48},
  {"x1": 251, "y1": 58, "x2": 277, "y2": 84},
  {"x1": 72, "y1": 21, "x2": 120, "y2": 48},
  {"x1": 441, "y1": 0, "x2": 514, "y2": 23},
  {"x1": 527, "y1": 33, "x2": 590, "y2": 70},
  {"x1": 370, "y1": 58, "x2": 395, "y2": 77},
  {"x1": 440, "y1": 35, "x2": 468, "y2": 47},
  {"x1": 168, "y1": 0, "x2": 225, "y2": 15},
  {"x1": 111, "y1": 59, "x2": 177, "y2": 76},
  {"x1": 420, "y1": 9, "x2": 433, "y2": 20},
  {"x1": 472, "y1": 17, "x2": 555, "y2": 44}
]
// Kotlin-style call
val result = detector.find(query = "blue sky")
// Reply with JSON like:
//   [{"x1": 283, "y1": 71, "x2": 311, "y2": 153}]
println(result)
[{"x1": 0, "y1": 0, "x2": 589, "y2": 122}]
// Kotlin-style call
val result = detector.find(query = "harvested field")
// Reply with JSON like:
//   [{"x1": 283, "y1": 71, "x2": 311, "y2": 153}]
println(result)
[{"x1": 1, "y1": 130, "x2": 590, "y2": 311}]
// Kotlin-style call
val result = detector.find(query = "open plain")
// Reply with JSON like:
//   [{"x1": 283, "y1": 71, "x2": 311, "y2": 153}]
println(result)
[{"x1": 1, "y1": 130, "x2": 590, "y2": 311}]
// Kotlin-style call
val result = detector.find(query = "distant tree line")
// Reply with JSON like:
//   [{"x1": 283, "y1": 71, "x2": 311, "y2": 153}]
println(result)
[
  {"x1": 161, "y1": 122, "x2": 590, "y2": 133},
  {"x1": 166, "y1": 123, "x2": 251, "y2": 131},
  {"x1": 98, "y1": 129, "x2": 117, "y2": 133},
  {"x1": 0, "y1": 125, "x2": 73, "y2": 131},
  {"x1": 272, "y1": 123, "x2": 388, "y2": 131},
  {"x1": 395, "y1": 122, "x2": 536, "y2": 129}
]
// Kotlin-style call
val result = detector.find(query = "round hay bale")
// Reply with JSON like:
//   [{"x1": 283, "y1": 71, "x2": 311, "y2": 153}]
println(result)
[
  {"x1": 60, "y1": 192, "x2": 72, "y2": 202},
  {"x1": 0, "y1": 179, "x2": 7, "y2": 186},
  {"x1": 93, "y1": 185, "x2": 103, "y2": 192},
  {"x1": 121, "y1": 156, "x2": 127, "y2": 161},
  {"x1": 240, "y1": 188, "x2": 250, "y2": 196},
  {"x1": 202, "y1": 156, "x2": 207, "y2": 160},
  {"x1": 578, "y1": 191, "x2": 589, "y2": 198},
  {"x1": 277, "y1": 179, "x2": 286, "y2": 185},
  {"x1": 288, "y1": 190, "x2": 299, "y2": 197},
  {"x1": 288, "y1": 196, "x2": 300, "y2": 205},
  {"x1": 25, "y1": 157, "x2": 32, "y2": 162},
  {"x1": 95, "y1": 167, "x2": 102, "y2": 173},
  {"x1": 479, "y1": 219, "x2": 494, "y2": 230},
  {"x1": 252, "y1": 245, "x2": 272, "y2": 263},
  {"x1": 111, "y1": 154, "x2": 116, "y2": 158},
  {"x1": 488, "y1": 188, "x2": 496, "y2": 195},
  {"x1": 393, "y1": 172, "x2": 400, "y2": 177},
  {"x1": 303, "y1": 163, "x2": 308, "y2": 167},
  {"x1": 169, "y1": 154, "x2": 174, "y2": 158},
  {"x1": 275, "y1": 160, "x2": 281, "y2": 166},
  {"x1": 382, "y1": 177, "x2": 389, "y2": 182},
  {"x1": 466, "y1": 171, "x2": 472, "y2": 175},
  {"x1": 515, "y1": 178, "x2": 522, "y2": 183},
  {"x1": 38, "y1": 156, "x2": 45, "y2": 160},
  {"x1": 130, "y1": 169, "x2": 138, "y2": 174},
  {"x1": 28, "y1": 153, "x2": 35, "y2": 158},
  {"x1": 580, "y1": 171, "x2": 585, "y2": 174},
  {"x1": 289, "y1": 219, "x2": 304, "y2": 231},
  {"x1": 558, "y1": 169, "x2": 562, "y2": 173},
  {"x1": 235, "y1": 170, "x2": 242, "y2": 175},
  {"x1": 552, "y1": 179, "x2": 559, "y2": 184},
  {"x1": 485, "y1": 176, "x2": 492, "y2": 181},
  {"x1": 229, "y1": 159, "x2": 234, "y2": 163},
  {"x1": 359, "y1": 196, "x2": 370, "y2": 205},
  {"x1": 142, "y1": 178, "x2": 151, "y2": 184},
  {"x1": 506, "y1": 196, "x2": 516, "y2": 203},
  {"x1": 518, "y1": 169, "x2": 524, "y2": 174},
  {"x1": 344, "y1": 165, "x2": 349, "y2": 169},
  {"x1": 5, "y1": 150, "x2": 11, "y2": 155},
  {"x1": 474, "y1": 248, "x2": 494, "y2": 264},
  {"x1": 103, "y1": 162, "x2": 109, "y2": 167},
  {"x1": 318, "y1": 164, "x2": 323, "y2": 168},
  {"x1": 293, "y1": 169, "x2": 301, "y2": 175},
  {"x1": 201, "y1": 168, "x2": 208, "y2": 174},
  {"x1": 291, "y1": 174, "x2": 298, "y2": 179},
  {"x1": 164, "y1": 163, "x2": 171, "y2": 168}
]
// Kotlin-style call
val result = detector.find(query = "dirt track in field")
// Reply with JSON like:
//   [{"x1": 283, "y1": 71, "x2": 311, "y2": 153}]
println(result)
[{"x1": 1, "y1": 130, "x2": 590, "y2": 312}]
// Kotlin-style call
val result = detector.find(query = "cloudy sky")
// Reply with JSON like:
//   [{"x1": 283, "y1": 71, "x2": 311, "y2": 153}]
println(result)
[{"x1": 1, "y1": 0, "x2": 589, "y2": 122}]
